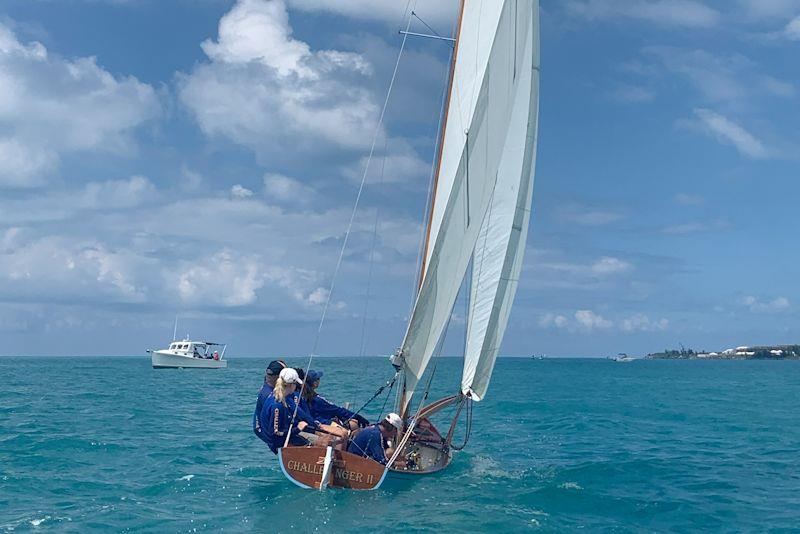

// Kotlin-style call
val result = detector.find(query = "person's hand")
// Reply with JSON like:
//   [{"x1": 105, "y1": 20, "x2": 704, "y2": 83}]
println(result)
[
  {"x1": 298, "y1": 421, "x2": 308, "y2": 431},
  {"x1": 353, "y1": 414, "x2": 369, "y2": 428}
]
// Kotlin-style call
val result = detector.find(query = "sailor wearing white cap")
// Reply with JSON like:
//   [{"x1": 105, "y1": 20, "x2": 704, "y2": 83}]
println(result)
[
  {"x1": 258, "y1": 368, "x2": 312, "y2": 453},
  {"x1": 347, "y1": 412, "x2": 404, "y2": 465}
]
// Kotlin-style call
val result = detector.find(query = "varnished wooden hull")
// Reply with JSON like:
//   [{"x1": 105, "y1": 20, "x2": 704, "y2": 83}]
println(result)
[
  {"x1": 278, "y1": 446, "x2": 388, "y2": 490},
  {"x1": 277, "y1": 417, "x2": 452, "y2": 490}
]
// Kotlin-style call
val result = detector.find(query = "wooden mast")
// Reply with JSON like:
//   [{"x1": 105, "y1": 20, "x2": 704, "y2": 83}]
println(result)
[{"x1": 400, "y1": 0, "x2": 466, "y2": 420}]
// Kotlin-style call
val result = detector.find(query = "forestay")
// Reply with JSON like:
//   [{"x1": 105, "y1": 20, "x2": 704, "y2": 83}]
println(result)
[
  {"x1": 399, "y1": 0, "x2": 538, "y2": 413},
  {"x1": 462, "y1": 1, "x2": 540, "y2": 401}
]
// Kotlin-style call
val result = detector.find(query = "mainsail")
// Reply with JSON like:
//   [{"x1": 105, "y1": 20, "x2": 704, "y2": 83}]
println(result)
[
  {"x1": 399, "y1": 0, "x2": 540, "y2": 413},
  {"x1": 462, "y1": 2, "x2": 540, "y2": 401}
]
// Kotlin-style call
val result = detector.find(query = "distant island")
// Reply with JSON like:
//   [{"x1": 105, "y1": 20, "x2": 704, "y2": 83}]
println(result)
[{"x1": 648, "y1": 345, "x2": 800, "y2": 360}]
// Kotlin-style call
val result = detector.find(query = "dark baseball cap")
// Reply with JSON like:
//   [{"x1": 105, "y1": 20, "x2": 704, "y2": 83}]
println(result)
[{"x1": 265, "y1": 360, "x2": 287, "y2": 376}]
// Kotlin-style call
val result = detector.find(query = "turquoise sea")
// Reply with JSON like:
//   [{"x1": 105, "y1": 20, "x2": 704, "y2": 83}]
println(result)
[{"x1": 2, "y1": 357, "x2": 800, "y2": 532}]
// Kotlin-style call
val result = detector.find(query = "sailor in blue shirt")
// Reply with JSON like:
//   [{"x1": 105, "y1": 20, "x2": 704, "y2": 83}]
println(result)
[
  {"x1": 253, "y1": 360, "x2": 286, "y2": 443},
  {"x1": 259, "y1": 368, "x2": 313, "y2": 454},
  {"x1": 302, "y1": 370, "x2": 369, "y2": 429},
  {"x1": 347, "y1": 413, "x2": 403, "y2": 465}
]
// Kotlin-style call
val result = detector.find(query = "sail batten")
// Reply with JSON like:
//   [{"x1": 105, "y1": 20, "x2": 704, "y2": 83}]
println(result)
[{"x1": 399, "y1": 0, "x2": 539, "y2": 414}]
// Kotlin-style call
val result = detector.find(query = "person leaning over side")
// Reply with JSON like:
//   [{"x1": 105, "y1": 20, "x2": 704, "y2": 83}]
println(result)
[
  {"x1": 347, "y1": 413, "x2": 403, "y2": 465},
  {"x1": 259, "y1": 368, "x2": 316, "y2": 454}
]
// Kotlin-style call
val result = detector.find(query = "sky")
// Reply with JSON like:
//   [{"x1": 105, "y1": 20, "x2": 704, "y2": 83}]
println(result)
[{"x1": 0, "y1": 0, "x2": 797, "y2": 358}]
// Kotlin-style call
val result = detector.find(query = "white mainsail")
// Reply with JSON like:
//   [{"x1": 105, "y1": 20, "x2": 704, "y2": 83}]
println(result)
[
  {"x1": 462, "y1": 1, "x2": 540, "y2": 401},
  {"x1": 399, "y1": 0, "x2": 538, "y2": 413}
]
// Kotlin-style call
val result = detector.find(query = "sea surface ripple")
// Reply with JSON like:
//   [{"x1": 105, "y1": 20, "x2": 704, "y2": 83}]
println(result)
[{"x1": 2, "y1": 357, "x2": 799, "y2": 532}]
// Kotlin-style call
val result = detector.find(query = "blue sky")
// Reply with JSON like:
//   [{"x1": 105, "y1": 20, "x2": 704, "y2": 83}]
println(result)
[{"x1": 0, "y1": 0, "x2": 797, "y2": 357}]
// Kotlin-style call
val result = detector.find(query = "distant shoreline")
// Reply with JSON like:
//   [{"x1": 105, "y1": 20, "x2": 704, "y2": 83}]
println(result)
[{"x1": 648, "y1": 345, "x2": 800, "y2": 360}]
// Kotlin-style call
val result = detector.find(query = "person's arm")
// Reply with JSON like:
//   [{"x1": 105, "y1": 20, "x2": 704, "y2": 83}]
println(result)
[{"x1": 315, "y1": 395, "x2": 357, "y2": 422}]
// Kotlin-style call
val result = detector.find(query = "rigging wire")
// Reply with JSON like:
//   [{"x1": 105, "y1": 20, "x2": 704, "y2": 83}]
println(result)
[{"x1": 285, "y1": 4, "x2": 419, "y2": 446}]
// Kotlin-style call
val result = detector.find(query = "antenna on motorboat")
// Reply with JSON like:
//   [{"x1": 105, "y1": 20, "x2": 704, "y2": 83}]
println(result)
[{"x1": 172, "y1": 315, "x2": 179, "y2": 342}]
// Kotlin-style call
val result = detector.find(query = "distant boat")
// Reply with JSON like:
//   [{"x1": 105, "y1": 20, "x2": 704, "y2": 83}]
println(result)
[
  {"x1": 148, "y1": 339, "x2": 228, "y2": 369},
  {"x1": 612, "y1": 353, "x2": 636, "y2": 363},
  {"x1": 531, "y1": 354, "x2": 546, "y2": 360}
]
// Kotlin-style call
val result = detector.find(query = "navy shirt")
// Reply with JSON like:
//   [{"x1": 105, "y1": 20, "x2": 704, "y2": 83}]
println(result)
[
  {"x1": 347, "y1": 425, "x2": 387, "y2": 464},
  {"x1": 307, "y1": 394, "x2": 356, "y2": 425},
  {"x1": 252, "y1": 383, "x2": 274, "y2": 443},
  {"x1": 258, "y1": 394, "x2": 307, "y2": 454}
]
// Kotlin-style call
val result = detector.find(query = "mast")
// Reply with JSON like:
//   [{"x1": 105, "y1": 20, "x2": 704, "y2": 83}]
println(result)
[{"x1": 416, "y1": 0, "x2": 466, "y2": 292}]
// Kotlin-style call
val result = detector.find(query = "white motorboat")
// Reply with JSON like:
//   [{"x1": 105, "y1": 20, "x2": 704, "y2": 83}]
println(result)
[
  {"x1": 612, "y1": 353, "x2": 636, "y2": 363},
  {"x1": 149, "y1": 339, "x2": 228, "y2": 369}
]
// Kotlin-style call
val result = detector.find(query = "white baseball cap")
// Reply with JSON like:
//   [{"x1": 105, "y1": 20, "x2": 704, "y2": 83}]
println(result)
[
  {"x1": 279, "y1": 367, "x2": 303, "y2": 385},
  {"x1": 384, "y1": 412, "x2": 403, "y2": 431}
]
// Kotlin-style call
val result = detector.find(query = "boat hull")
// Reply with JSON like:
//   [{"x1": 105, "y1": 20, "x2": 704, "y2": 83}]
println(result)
[
  {"x1": 151, "y1": 351, "x2": 227, "y2": 369},
  {"x1": 278, "y1": 446, "x2": 387, "y2": 490}
]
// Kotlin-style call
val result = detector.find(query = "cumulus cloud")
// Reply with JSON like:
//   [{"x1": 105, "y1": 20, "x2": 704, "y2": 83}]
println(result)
[
  {"x1": 575, "y1": 310, "x2": 613, "y2": 330},
  {"x1": 742, "y1": 295, "x2": 790, "y2": 313},
  {"x1": 179, "y1": 0, "x2": 379, "y2": 165},
  {"x1": 692, "y1": 108, "x2": 767, "y2": 158},
  {"x1": 566, "y1": 0, "x2": 721, "y2": 28},
  {"x1": 540, "y1": 310, "x2": 669, "y2": 333},
  {"x1": 0, "y1": 23, "x2": 160, "y2": 187},
  {"x1": 230, "y1": 184, "x2": 254, "y2": 199},
  {"x1": 263, "y1": 173, "x2": 316, "y2": 204},
  {"x1": 591, "y1": 257, "x2": 633, "y2": 276}
]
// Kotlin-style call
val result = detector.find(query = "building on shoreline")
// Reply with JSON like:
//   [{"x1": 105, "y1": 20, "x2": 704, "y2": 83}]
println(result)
[{"x1": 648, "y1": 345, "x2": 800, "y2": 360}]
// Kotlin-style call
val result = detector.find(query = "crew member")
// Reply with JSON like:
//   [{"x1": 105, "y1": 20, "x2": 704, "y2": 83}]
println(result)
[
  {"x1": 302, "y1": 369, "x2": 369, "y2": 430},
  {"x1": 259, "y1": 368, "x2": 313, "y2": 454},
  {"x1": 347, "y1": 413, "x2": 403, "y2": 465},
  {"x1": 253, "y1": 360, "x2": 286, "y2": 443}
]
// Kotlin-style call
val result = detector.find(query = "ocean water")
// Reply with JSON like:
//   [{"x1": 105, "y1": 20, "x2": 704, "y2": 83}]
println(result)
[{"x1": 2, "y1": 357, "x2": 800, "y2": 532}]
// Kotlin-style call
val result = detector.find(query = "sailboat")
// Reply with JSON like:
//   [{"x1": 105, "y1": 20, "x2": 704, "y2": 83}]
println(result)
[{"x1": 279, "y1": 0, "x2": 540, "y2": 490}]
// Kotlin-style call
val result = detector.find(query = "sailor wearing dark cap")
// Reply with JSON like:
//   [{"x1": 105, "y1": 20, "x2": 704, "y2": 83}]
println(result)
[{"x1": 253, "y1": 359, "x2": 286, "y2": 443}]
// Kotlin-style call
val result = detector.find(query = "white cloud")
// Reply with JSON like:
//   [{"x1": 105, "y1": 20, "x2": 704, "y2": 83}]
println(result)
[
  {"x1": 179, "y1": 0, "x2": 379, "y2": 164},
  {"x1": 566, "y1": 0, "x2": 721, "y2": 28},
  {"x1": 0, "y1": 176, "x2": 157, "y2": 224},
  {"x1": 575, "y1": 310, "x2": 613, "y2": 330},
  {"x1": 786, "y1": 15, "x2": 800, "y2": 39},
  {"x1": 662, "y1": 217, "x2": 730, "y2": 235},
  {"x1": 742, "y1": 295, "x2": 790, "y2": 313},
  {"x1": 231, "y1": 184, "x2": 254, "y2": 199},
  {"x1": 174, "y1": 250, "x2": 266, "y2": 307},
  {"x1": 286, "y1": 0, "x2": 457, "y2": 28},
  {"x1": 263, "y1": 173, "x2": 316, "y2": 204},
  {"x1": 692, "y1": 108, "x2": 767, "y2": 158},
  {"x1": 540, "y1": 310, "x2": 669, "y2": 333},
  {"x1": 591, "y1": 257, "x2": 632, "y2": 276},
  {"x1": 621, "y1": 313, "x2": 669, "y2": 332},
  {"x1": 640, "y1": 47, "x2": 794, "y2": 109},
  {"x1": 0, "y1": 23, "x2": 160, "y2": 187}
]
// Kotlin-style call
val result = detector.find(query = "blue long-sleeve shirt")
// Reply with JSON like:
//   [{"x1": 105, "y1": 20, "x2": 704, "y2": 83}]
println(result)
[
  {"x1": 347, "y1": 425, "x2": 387, "y2": 464},
  {"x1": 258, "y1": 394, "x2": 306, "y2": 454},
  {"x1": 253, "y1": 383, "x2": 274, "y2": 443},
  {"x1": 307, "y1": 394, "x2": 356, "y2": 425}
]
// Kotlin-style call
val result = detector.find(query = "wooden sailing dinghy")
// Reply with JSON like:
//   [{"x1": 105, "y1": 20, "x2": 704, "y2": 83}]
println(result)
[{"x1": 280, "y1": 0, "x2": 540, "y2": 490}]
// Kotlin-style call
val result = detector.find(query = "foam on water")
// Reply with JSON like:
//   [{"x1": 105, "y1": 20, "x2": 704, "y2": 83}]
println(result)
[{"x1": 2, "y1": 357, "x2": 800, "y2": 531}]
